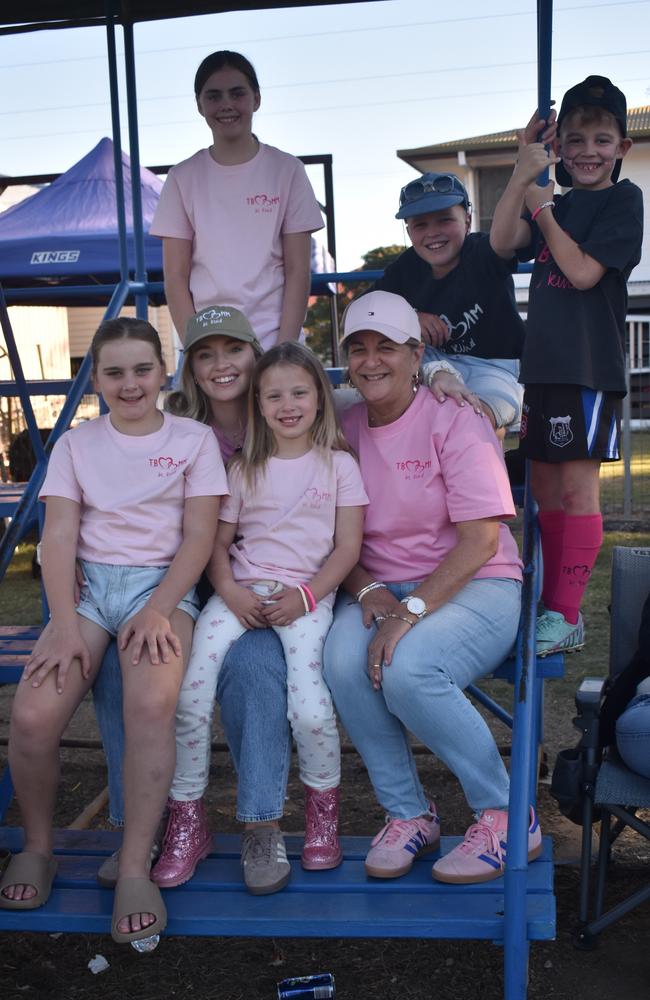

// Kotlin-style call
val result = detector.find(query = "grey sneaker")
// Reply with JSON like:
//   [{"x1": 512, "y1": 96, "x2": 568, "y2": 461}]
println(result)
[
  {"x1": 97, "y1": 812, "x2": 167, "y2": 888},
  {"x1": 241, "y1": 826, "x2": 291, "y2": 896}
]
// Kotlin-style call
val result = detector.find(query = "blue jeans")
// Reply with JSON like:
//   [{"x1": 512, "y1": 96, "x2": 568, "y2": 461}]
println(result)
[
  {"x1": 616, "y1": 694, "x2": 650, "y2": 779},
  {"x1": 323, "y1": 578, "x2": 521, "y2": 818},
  {"x1": 93, "y1": 628, "x2": 292, "y2": 826},
  {"x1": 423, "y1": 347, "x2": 523, "y2": 430}
]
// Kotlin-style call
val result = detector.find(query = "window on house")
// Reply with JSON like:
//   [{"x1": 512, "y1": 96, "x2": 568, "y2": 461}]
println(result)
[{"x1": 477, "y1": 166, "x2": 513, "y2": 232}]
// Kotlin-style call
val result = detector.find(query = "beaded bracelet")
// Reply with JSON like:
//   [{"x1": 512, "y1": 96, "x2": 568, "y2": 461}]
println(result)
[
  {"x1": 386, "y1": 613, "x2": 414, "y2": 628},
  {"x1": 531, "y1": 200, "x2": 554, "y2": 222},
  {"x1": 300, "y1": 582, "x2": 317, "y2": 613},
  {"x1": 356, "y1": 581, "x2": 388, "y2": 602}
]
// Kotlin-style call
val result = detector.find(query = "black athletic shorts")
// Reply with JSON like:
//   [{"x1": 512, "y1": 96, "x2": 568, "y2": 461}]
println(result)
[{"x1": 519, "y1": 384, "x2": 622, "y2": 463}]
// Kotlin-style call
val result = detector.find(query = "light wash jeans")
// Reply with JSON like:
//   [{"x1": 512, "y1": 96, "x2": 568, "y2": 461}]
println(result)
[
  {"x1": 323, "y1": 577, "x2": 521, "y2": 819},
  {"x1": 92, "y1": 628, "x2": 292, "y2": 826},
  {"x1": 616, "y1": 694, "x2": 650, "y2": 779},
  {"x1": 423, "y1": 346, "x2": 523, "y2": 430}
]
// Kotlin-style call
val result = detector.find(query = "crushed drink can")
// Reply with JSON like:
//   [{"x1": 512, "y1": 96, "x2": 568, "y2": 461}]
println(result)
[
  {"x1": 277, "y1": 973, "x2": 335, "y2": 999},
  {"x1": 130, "y1": 934, "x2": 160, "y2": 953}
]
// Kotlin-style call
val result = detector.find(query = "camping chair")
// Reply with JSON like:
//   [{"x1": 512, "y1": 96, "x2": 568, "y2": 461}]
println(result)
[{"x1": 562, "y1": 546, "x2": 650, "y2": 948}]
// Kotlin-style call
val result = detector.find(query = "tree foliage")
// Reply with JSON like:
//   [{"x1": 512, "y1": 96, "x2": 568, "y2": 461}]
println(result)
[{"x1": 305, "y1": 244, "x2": 405, "y2": 364}]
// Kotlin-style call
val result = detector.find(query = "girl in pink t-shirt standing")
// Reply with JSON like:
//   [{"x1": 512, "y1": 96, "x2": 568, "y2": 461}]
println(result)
[
  {"x1": 151, "y1": 51, "x2": 324, "y2": 352},
  {"x1": 153, "y1": 343, "x2": 367, "y2": 883},
  {"x1": 0, "y1": 319, "x2": 226, "y2": 944}
]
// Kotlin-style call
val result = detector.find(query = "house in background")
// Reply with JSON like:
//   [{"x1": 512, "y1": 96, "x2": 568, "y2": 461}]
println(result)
[{"x1": 397, "y1": 105, "x2": 650, "y2": 309}]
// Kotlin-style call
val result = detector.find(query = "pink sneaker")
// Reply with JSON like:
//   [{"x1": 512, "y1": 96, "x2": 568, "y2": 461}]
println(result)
[
  {"x1": 365, "y1": 804, "x2": 440, "y2": 879},
  {"x1": 432, "y1": 806, "x2": 542, "y2": 884},
  {"x1": 151, "y1": 797, "x2": 212, "y2": 888}
]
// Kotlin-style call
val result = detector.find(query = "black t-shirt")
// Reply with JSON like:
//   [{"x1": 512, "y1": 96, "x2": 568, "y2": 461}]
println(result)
[
  {"x1": 374, "y1": 232, "x2": 525, "y2": 360},
  {"x1": 519, "y1": 179, "x2": 644, "y2": 394}
]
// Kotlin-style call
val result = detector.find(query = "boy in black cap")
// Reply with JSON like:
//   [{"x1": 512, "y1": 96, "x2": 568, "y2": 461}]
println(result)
[
  {"x1": 491, "y1": 76, "x2": 643, "y2": 656},
  {"x1": 374, "y1": 171, "x2": 526, "y2": 434}
]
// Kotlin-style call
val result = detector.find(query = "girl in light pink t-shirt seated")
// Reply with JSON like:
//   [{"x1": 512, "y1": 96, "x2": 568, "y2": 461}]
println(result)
[
  {"x1": 152, "y1": 343, "x2": 368, "y2": 881},
  {"x1": 150, "y1": 50, "x2": 324, "y2": 351},
  {"x1": 0, "y1": 318, "x2": 226, "y2": 944}
]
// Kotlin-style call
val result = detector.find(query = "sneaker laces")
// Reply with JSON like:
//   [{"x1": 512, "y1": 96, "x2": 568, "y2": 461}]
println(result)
[
  {"x1": 536, "y1": 612, "x2": 565, "y2": 638},
  {"x1": 457, "y1": 820, "x2": 504, "y2": 864},
  {"x1": 242, "y1": 828, "x2": 273, "y2": 864},
  {"x1": 372, "y1": 815, "x2": 431, "y2": 848}
]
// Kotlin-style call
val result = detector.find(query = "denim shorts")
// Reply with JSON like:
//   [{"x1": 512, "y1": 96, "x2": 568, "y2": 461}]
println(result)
[
  {"x1": 423, "y1": 347, "x2": 523, "y2": 430},
  {"x1": 77, "y1": 560, "x2": 200, "y2": 636}
]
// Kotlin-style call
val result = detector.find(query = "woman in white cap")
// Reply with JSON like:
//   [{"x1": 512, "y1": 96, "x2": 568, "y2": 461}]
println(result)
[{"x1": 324, "y1": 290, "x2": 541, "y2": 885}]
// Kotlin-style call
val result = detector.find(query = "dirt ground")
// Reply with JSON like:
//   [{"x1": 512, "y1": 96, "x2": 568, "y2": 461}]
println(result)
[{"x1": 1, "y1": 679, "x2": 650, "y2": 1000}]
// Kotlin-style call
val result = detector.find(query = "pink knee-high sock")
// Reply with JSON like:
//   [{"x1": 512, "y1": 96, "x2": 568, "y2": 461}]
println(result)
[
  {"x1": 538, "y1": 509, "x2": 566, "y2": 608},
  {"x1": 546, "y1": 514, "x2": 603, "y2": 625}
]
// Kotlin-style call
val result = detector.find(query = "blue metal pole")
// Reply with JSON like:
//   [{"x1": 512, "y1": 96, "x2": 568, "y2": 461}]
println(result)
[
  {"x1": 122, "y1": 21, "x2": 148, "y2": 321},
  {"x1": 0, "y1": 281, "x2": 131, "y2": 584},
  {"x1": 503, "y1": 468, "x2": 540, "y2": 1000},
  {"x1": 536, "y1": 0, "x2": 554, "y2": 184},
  {"x1": 503, "y1": 6, "x2": 554, "y2": 993},
  {"x1": 105, "y1": 2, "x2": 130, "y2": 284}
]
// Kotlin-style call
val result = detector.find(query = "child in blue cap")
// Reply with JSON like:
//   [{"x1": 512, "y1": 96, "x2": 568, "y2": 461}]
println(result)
[
  {"x1": 375, "y1": 171, "x2": 526, "y2": 434},
  {"x1": 491, "y1": 76, "x2": 643, "y2": 656}
]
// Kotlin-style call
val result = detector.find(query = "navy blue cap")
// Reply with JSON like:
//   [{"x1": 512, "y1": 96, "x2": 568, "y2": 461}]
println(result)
[{"x1": 396, "y1": 172, "x2": 469, "y2": 220}]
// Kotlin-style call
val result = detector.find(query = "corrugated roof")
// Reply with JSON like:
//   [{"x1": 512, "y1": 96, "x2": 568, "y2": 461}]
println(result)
[{"x1": 398, "y1": 105, "x2": 650, "y2": 159}]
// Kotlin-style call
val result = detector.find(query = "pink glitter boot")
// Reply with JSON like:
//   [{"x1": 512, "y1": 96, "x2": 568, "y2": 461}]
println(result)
[
  {"x1": 301, "y1": 784, "x2": 343, "y2": 871},
  {"x1": 151, "y1": 797, "x2": 212, "y2": 888}
]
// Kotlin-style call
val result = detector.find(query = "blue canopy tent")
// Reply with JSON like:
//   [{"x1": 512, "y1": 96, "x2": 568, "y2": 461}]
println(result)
[
  {"x1": 0, "y1": 5, "x2": 556, "y2": 998},
  {"x1": 0, "y1": 137, "x2": 163, "y2": 299}
]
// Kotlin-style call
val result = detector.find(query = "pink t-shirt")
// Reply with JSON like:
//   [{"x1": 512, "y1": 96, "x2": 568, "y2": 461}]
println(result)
[
  {"x1": 40, "y1": 412, "x2": 228, "y2": 567},
  {"x1": 220, "y1": 448, "x2": 368, "y2": 607},
  {"x1": 150, "y1": 143, "x2": 324, "y2": 350},
  {"x1": 341, "y1": 389, "x2": 522, "y2": 584}
]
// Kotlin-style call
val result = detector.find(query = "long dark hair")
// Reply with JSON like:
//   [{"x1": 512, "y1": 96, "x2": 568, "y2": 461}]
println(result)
[{"x1": 194, "y1": 50, "x2": 260, "y2": 98}]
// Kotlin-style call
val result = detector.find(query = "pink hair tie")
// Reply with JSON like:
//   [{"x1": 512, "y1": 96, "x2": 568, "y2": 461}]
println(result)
[{"x1": 300, "y1": 583, "x2": 317, "y2": 612}]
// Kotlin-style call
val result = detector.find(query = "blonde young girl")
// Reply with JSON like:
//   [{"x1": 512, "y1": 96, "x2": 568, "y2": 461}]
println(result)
[
  {"x1": 153, "y1": 343, "x2": 368, "y2": 886},
  {"x1": 0, "y1": 319, "x2": 226, "y2": 944}
]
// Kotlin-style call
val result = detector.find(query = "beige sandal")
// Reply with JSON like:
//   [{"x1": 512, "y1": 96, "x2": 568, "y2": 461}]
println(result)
[
  {"x1": 111, "y1": 877, "x2": 167, "y2": 943},
  {"x1": 0, "y1": 851, "x2": 57, "y2": 910}
]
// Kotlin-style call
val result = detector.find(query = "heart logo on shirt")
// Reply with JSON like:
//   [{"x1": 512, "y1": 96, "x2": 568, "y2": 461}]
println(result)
[{"x1": 158, "y1": 456, "x2": 175, "y2": 469}]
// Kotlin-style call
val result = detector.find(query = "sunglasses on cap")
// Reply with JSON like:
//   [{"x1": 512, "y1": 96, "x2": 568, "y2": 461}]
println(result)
[{"x1": 397, "y1": 173, "x2": 470, "y2": 218}]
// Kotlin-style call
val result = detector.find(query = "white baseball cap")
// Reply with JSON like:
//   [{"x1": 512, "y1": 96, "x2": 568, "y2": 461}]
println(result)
[{"x1": 341, "y1": 291, "x2": 421, "y2": 346}]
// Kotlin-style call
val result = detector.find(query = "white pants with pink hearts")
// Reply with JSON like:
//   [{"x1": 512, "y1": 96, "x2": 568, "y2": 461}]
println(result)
[{"x1": 170, "y1": 593, "x2": 341, "y2": 799}]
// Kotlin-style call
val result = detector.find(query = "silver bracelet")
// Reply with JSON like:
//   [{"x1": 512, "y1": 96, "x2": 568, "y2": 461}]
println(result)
[
  {"x1": 356, "y1": 581, "x2": 388, "y2": 602},
  {"x1": 422, "y1": 360, "x2": 464, "y2": 387}
]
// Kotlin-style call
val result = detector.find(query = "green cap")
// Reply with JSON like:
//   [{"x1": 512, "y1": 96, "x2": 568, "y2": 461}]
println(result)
[{"x1": 185, "y1": 305, "x2": 263, "y2": 355}]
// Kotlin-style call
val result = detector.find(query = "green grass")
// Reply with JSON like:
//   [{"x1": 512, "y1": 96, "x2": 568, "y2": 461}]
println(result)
[
  {"x1": 0, "y1": 541, "x2": 42, "y2": 625},
  {"x1": 600, "y1": 431, "x2": 650, "y2": 512}
]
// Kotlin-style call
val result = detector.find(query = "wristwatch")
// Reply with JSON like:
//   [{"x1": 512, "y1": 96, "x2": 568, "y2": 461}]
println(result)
[{"x1": 400, "y1": 596, "x2": 427, "y2": 619}]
